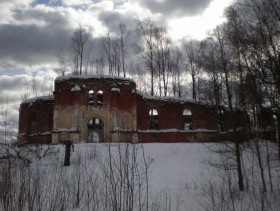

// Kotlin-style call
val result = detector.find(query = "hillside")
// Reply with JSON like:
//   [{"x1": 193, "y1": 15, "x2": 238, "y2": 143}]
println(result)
[{"x1": 0, "y1": 142, "x2": 280, "y2": 210}]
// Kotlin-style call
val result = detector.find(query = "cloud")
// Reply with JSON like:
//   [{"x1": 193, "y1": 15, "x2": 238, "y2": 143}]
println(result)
[
  {"x1": 139, "y1": 0, "x2": 213, "y2": 17},
  {"x1": 61, "y1": 0, "x2": 92, "y2": 7},
  {"x1": 0, "y1": 24, "x2": 69, "y2": 67},
  {"x1": 0, "y1": 0, "x2": 217, "y2": 72},
  {"x1": 98, "y1": 11, "x2": 137, "y2": 32},
  {"x1": 0, "y1": 70, "x2": 58, "y2": 139},
  {"x1": 0, "y1": 0, "x2": 30, "y2": 24},
  {"x1": 0, "y1": 75, "x2": 32, "y2": 94},
  {"x1": 0, "y1": 72, "x2": 56, "y2": 103},
  {"x1": 0, "y1": 0, "x2": 231, "y2": 139},
  {"x1": 0, "y1": 6, "x2": 74, "y2": 68}
]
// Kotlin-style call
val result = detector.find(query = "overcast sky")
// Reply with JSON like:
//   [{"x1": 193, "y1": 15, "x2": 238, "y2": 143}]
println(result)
[{"x1": 0, "y1": 0, "x2": 233, "y2": 139}]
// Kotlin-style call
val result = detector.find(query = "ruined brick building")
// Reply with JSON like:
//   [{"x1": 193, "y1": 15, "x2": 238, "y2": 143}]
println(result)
[{"x1": 18, "y1": 75, "x2": 248, "y2": 144}]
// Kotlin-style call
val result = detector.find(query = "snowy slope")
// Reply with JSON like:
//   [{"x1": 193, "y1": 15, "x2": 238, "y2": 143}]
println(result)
[{"x1": 1, "y1": 142, "x2": 280, "y2": 211}]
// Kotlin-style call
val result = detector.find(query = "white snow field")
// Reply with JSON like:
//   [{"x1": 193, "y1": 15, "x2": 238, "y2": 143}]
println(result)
[{"x1": 1, "y1": 142, "x2": 280, "y2": 211}]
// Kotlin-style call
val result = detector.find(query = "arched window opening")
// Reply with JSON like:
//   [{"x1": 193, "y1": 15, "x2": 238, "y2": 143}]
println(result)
[
  {"x1": 88, "y1": 90, "x2": 94, "y2": 106},
  {"x1": 272, "y1": 114, "x2": 278, "y2": 128},
  {"x1": 149, "y1": 109, "x2": 158, "y2": 116},
  {"x1": 88, "y1": 117, "x2": 104, "y2": 142},
  {"x1": 88, "y1": 117, "x2": 102, "y2": 128},
  {"x1": 97, "y1": 90, "x2": 103, "y2": 106},
  {"x1": 149, "y1": 108, "x2": 159, "y2": 130},
  {"x1": 218, "y1": 109, "x2": 224, "y2": 115},
  {"x1": 183, "y1": 109, "x2": 192, "y2": 130},
  {"x1": 29, "y1": 112, "x2": 37, "y2": 134},
  {"x1": 218, "y1": 108, "x2": 225, "y2": 132}
]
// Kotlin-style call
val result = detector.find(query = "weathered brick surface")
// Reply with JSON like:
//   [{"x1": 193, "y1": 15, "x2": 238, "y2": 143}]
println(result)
[
  {"x1": 18, "y1": 75, "x2": 253, "y2": 144},
  {"x1": 18, "y1": 97, "x2": 53, "y2": 144},
  {"x1": 51, "y1": 76, "x2": 137, "y2": 143},
  {"x1": 136, "y1": 95, "x2": 220, "y2": 130},
  {"x1": 138, "y1": 131, "x2": 248, "y2": 143}
]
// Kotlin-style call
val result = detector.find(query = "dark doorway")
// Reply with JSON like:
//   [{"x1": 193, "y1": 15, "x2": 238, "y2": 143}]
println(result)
[{"x1": 87, "y1": 117, "x2": 104, "y2": 142}]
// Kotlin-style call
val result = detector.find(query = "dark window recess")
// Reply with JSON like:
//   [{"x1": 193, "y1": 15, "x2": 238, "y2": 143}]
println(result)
[
  {"x1": 88, "y1": 117, "x2": 102, "y2": 129},
  {"x1": 97, "y1": 90, "x2": 103, "y2": 106},
  {"x1": 218, "y1": 108, "x2": 225, "y2": 131},
  {"x1": 88, "y1": 117, "x2": 104, "y2": 142},
  {"x1": 149, "y1": 109, "x2": 159, "y2": 130},
  {"x1": 88, "y1": 90, "x2": 94, "y2": 106},
  {"x1": 29, "y1": 112, "x2": 37, "y2": 134},
  {"x1": 183, "y1": 109, "x2": 192, "y2": 130}
]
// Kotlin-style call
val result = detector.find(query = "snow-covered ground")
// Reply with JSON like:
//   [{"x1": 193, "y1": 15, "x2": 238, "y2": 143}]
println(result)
[{"x1": 1, "y1": 142, "x2": 280, "y2": 210}]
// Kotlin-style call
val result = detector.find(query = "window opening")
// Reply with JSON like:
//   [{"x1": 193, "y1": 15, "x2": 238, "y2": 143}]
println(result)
[
  {"x1": 88, "y1": 90, "x2": 94, "y2": 106},
  {"x1": 88, "y1": 117, "x2": 102, "y2": 129},
  {"x1": 97, "y1": 90, "x2": 103, "y2": 106},
  {"x1": 183, "y1": 109, "x2": 192, "y2": 130},
  {"x1": 88, "y1": 117, "x2": 104, "y2": 142},
  {"x1": 88, "y1": 132, "x2": 100, "y2": 142},
  {"x1": 272, "y1": 114, "x2": 277, "y2": 126},
  {"x1": 29, "y1": 112, "x2": 37, "y2": 134},
  {"x1": 218, "y1": 108, "x2": 225, "y2": 131},
  {"x1": 149, "y1": 108, "x2": 159, "y2": 130}
]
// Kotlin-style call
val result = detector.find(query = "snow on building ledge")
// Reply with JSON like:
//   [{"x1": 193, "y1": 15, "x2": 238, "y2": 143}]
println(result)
[
  {"x1": 21, "y1": 95, "x2": 54, "y2": 105},
  {"x1": 55, "y1": 75, "x2": 135, "y2": 85},
  {"x1": 138, "y1": 129, "x2": 217, "y2": 133},
  {"x1": 52, "y1": 127, "x2": 80, "y2": 133},
  {"x1": 18, "y1": 74, "x2": 251, "y2": 144}
]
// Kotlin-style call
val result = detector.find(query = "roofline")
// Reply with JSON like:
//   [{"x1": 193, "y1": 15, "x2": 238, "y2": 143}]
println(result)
[
  {"x1": 55, "y1": 75, "x2": 135, "y2": 84},
  {"x1": 21, "y1": 95, "x2": 54, "y2": 104}
]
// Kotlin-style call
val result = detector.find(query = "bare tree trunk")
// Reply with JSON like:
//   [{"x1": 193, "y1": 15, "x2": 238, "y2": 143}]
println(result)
[
  {"x1": 215, "y1": 26, "x2": 244, "y2": 191},
  {"x1": 71, "y1": 26, "x2": 89, "y2": 75}
]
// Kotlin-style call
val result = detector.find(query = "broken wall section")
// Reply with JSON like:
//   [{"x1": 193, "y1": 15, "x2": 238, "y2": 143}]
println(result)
[
  {"x1": 18, "y1": 96, "x2": 54, "y2": 144},
  {"x1": 52, "y1": 76, "x2": 138, "y2": 143},
  {"x1": 136, "y1": 93, "x2": 248, "y2": 142}
]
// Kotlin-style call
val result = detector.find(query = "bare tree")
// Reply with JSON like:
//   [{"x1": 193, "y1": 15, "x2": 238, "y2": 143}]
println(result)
[
  {"x1": 115, "y1": 23, "x2": 130, "y2": 78},
  {"x1": 183, "y1": 39, "x2": 201, "y2": 100},
  {"x1": 56, "y1": 48, "x2": 68, "y2": 76},
  {"x1": 1, "y1": 97, "x2": 9, "y2": 143},
  {"x1": 170, "y1": 47, "x2": 183, "y2": 97},
  {"x1": 71, "y1": 26, "x2": 90, "y2": 75},
  {"x1": 94, "y1": 57, "x2": 105, "y2": 75},
  {"x1": 211, "y1": 25, "x2": 244, "y2": 191},
  {"x1": 226, "y1": 0, "x2": 280, "y2": 158},
  {"x1": 101, "y1": 32, "x2": 113, "y2": 75},
  {"x1": 153, "y1": 26, "x2": 172, "y2": 97},
  {"x1": 136, "y1": 18, "x2": 157, "y2": 96},
  {"x1": 199, "y1": 39, "x2": 223, "y2": 105}
]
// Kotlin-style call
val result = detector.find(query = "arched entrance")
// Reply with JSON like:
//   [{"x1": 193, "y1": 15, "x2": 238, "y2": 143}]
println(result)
[{"x1": 87, "y1": 117, "x2": 104, "y2": 142}]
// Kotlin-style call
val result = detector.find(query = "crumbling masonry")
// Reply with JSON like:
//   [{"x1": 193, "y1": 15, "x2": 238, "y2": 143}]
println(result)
[{"x1": 18, "y1": 75, "x2": 250, "y2": 144}]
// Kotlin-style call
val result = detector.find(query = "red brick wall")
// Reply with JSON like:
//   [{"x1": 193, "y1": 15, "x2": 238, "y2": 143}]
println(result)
[
  {"x1": 136, "y1": 94, "x2": 249, "y2": 142},
  {"x1": 18, "y1": 98, "x2": 53, "y2": 143},
  {"x1": 54, "y1": 77, "x2": 136, "y2": 110},
  {"x1": 136, "y1": 95, "x2": 220, "y2": 130},
  {"x1": 18, "y1": 76, "x2": 250, "y2": 144},
  {"x1": 138, "y1": 130, "x2": 247, "y2": 143}
]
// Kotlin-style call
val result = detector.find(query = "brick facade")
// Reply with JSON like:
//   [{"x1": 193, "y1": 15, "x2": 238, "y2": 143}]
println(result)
[{"x1": 18, "y1": 75, "x2": 249, "y2": 144}]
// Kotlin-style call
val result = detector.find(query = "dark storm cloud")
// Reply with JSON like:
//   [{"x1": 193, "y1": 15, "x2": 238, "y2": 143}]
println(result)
[
  {"x1": 98, "y1": 10, "x2": 137, "y2": 31},
  {"x1": 139, "y1": 0, "x2": 213, "y2": 17},
  {"x1": 0, "y1": 8, "x2": 73, "y2": 68},
  {"x1": 0, "y1": 24, "x2": 67, "y2": 65}
]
